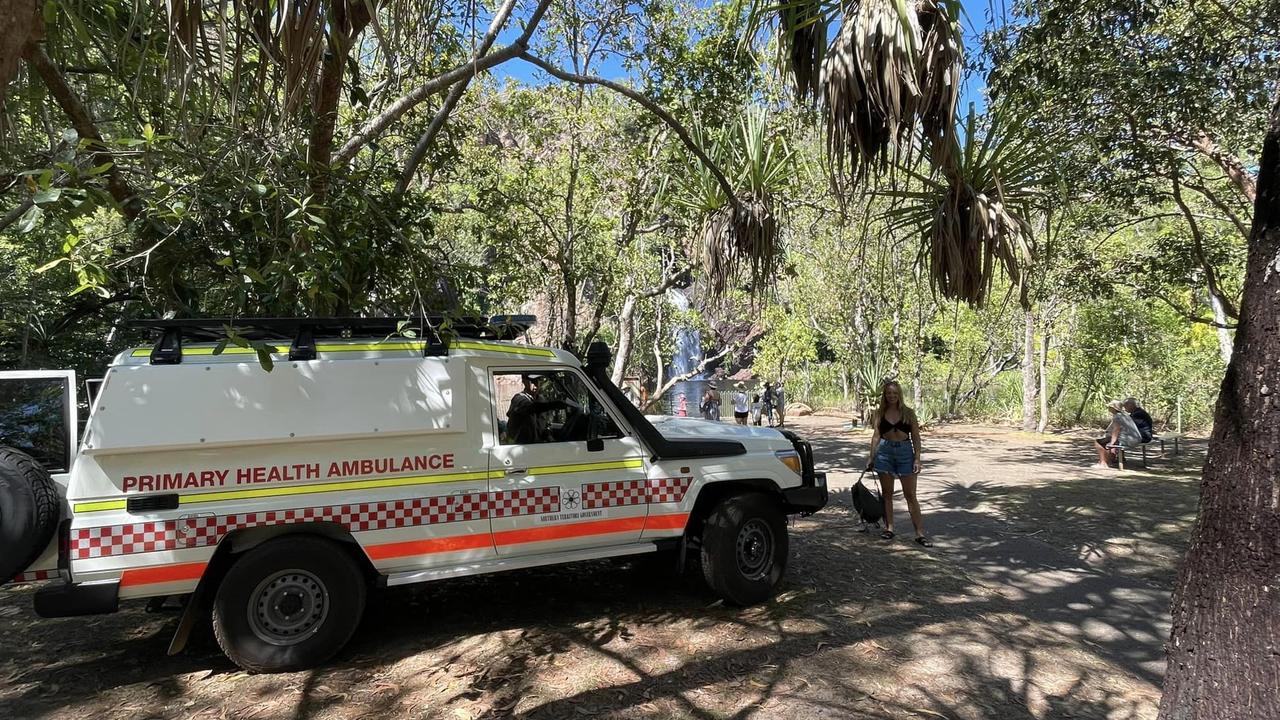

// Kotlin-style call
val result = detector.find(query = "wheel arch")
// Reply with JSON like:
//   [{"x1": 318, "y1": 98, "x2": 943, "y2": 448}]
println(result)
[
  {"x1": 685, "y1": 478, "x2": 784, "y2": 542},
  {"x1": 167, "y1": 522, "x2": 376, "y2": 656}
]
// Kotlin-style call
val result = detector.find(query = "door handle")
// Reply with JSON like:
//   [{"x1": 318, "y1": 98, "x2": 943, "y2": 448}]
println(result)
[{"x1": 506, "y1": 466, "x2": 528, "y2": 475}]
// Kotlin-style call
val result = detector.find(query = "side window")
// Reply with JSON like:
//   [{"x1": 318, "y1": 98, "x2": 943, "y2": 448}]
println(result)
[{"x1": 493, "y1": 370, "x2": 622, "y2": 445}]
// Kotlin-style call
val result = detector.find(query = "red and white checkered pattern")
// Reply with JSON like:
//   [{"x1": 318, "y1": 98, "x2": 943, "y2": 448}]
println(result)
[
  {"x1": 9, "y1": 569, "x2": 57, "y2": 583},
  {"x1": 74, "y1": 521, "x2": 176, "y2": 558},
  {"x1": 647, "y1": 476, "x2": 693, "y2": 504},
  {"x1": 489, "y1": 487, "x2": 560, "y2": 518},
  {"x1": 582, "y1": 479, "x2": 648, "y2": 509},
  {"x1": 72, "y1": 492, "x2": 492, "y2": 560}
]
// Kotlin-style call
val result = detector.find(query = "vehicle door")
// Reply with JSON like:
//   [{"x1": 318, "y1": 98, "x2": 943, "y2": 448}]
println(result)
[
  {"x1": 486, "y1": 368, "x2": 648, "y2": 557},
  {"x1": 0, "y1": 370, "x2": 77, "y2": 580}
]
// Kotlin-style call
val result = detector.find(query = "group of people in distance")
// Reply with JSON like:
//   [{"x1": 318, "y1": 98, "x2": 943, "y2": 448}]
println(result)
[{"x1": 685, "y1": 380, "x2": 787, "y2": 427}]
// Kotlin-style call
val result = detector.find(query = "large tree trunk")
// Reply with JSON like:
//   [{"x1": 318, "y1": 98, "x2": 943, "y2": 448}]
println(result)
[
  {"x1": 1158, "y1": 92, "x2": 1280, "y2": 720},
  {"x1": 611, "y1": 295, "x2": 638, "y2": 385},
  {"x1": 0, "y1": 0, "x2": 35, "y2": 101},
  {"x1": 1021, "y1": 308, "x2": 1036, "y2": 431},
  {"x1": 1037, "y1": 324, "x2": 1050, "y2": 433},
  {"x1": 307, "y1": 1, "x2": 371, "y2": 204}
]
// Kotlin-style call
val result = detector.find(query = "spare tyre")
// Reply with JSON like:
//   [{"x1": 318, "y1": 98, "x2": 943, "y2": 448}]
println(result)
[{"x1": 0, "y1": 446, "x2": 60, "y2": 582}]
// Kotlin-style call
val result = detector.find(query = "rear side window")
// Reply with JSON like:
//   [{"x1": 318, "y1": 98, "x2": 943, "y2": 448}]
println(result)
[{"x1": 0, "y1": 377, "x2": 71, "y2": 472}]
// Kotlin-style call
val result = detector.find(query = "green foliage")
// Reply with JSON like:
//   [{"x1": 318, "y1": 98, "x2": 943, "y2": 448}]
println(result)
[
  {"x1": 0, "y1": 0, "x2": 1253, "y2": 435},
  {"x1": 751, "y1": 305, "x2": 817, "y2": 382}
]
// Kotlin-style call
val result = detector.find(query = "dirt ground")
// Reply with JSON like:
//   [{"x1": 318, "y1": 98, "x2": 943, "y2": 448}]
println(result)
[{"x1": 0, "y1": 417, "x2": 1203, "y2": 719}]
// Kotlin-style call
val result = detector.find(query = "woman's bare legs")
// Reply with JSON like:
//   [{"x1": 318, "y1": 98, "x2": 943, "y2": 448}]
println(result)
[
  {"x1": 1094, "y1": 440, "x2": 1112, "y2": 466},
  {"x1": 878, "y1": 473, "x2": 896, "y2": 533},
  {"x1": 899, "y1": 473, "x2": 925, "y2": 538}
]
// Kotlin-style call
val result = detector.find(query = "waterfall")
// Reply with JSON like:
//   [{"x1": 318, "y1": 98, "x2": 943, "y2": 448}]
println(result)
[{"x1": 665, "y1": 288, "x2": 709, "y2": 416}]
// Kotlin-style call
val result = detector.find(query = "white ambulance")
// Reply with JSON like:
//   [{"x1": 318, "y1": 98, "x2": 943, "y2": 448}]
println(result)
[{"x1": 0, "y1": 316, "x2": 826, "y2": 672}]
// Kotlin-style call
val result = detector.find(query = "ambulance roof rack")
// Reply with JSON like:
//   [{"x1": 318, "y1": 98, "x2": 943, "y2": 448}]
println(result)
[{"x1": 127, "y1": 315, "x2": 536, "y2": 364}]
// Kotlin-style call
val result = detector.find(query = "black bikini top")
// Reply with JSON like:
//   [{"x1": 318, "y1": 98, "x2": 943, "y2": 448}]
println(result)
[{"x1": 878, "y1": 413, "x2": 911, "y2": 434}]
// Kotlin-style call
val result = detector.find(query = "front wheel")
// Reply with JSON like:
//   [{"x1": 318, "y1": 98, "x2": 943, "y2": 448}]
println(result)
[
  {"x1": 212, "y1": 535, "x2": 367, "y2": 672},
  {"x1": 700, "y1": 493, "x2": 788, "y2": 606}
]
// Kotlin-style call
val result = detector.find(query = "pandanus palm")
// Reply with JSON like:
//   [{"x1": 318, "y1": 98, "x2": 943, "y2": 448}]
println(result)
[
  {"x1": 743, "y1": 0, "x2": 1041, "y2": 305},
  {"x1": 670, "y1": 108, "x2": 795, "y2": 298}
]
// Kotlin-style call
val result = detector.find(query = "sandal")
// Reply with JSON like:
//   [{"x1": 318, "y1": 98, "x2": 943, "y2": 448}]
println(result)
[
  {"x1": 880, "y1": 530, "x2": 895, "y2": 540},
  {"x1": 915, "y1": 536, "x2": 933, "y2": 548}
]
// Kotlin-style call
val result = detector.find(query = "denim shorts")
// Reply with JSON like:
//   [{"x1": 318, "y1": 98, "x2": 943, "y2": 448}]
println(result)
[{"x1": 875, "y1": 439, "x2": 915, "y2": 475}]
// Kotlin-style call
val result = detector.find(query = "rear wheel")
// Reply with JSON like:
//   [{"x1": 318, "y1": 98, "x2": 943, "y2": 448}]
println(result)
[
  {"x1": 700, "y1": 492, "x2": 788, "y2": 606},
  {"x1": 0, "y1": 447, "x2": 60, "y2": 582},
  {"x1": 212, "y1": 535, "x2": 366, "y2": 672}
]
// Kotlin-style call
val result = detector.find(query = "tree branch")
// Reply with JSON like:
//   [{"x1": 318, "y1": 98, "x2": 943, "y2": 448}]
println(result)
[
  {"x1": 644, "y1": 345, "x2": 733, "y2": 412},
  {"x1": 23, "y1": 42, "x2": 142, "y2": 221},
  {"x1": 517, "y1": 52, "x2": 741, "y2": 212},
  {"x1": 1172, "y1": 174, "x2": 1240, "y2": 319},
  {"x1": 1181, "y1": 177, "x2": 1252, "y2": 241},
  {"x1": 1178, "y1": 130, "x2": 1258, "y2": 203},
  {"x1": 307, "y1": 0, "x2": 372, "y2": 203},
  {"x1": 395, "y1": 0, "x2": 520, "y2": 195},
  {"x1": 333, "y1": 0, "x2": 552, "y2": 164},
  {"x1": 1134, "y1": 282, "x2": 1238, "y2": 330}
]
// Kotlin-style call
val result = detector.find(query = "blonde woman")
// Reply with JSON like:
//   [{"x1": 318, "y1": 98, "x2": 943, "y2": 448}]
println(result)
[{"x1": 864, "y1": 380, "x2": 931, "y2": 547}]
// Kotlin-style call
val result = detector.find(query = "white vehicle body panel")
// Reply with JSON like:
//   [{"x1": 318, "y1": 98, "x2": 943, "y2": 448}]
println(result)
[{"x1": 8, "y1": 338, "x2": 823, "y2": 601}]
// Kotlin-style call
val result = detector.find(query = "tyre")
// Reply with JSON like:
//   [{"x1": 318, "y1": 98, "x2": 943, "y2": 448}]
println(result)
[
  {"x1": 699, "y1": 492, "x2": 788, "y2": 606},
  {"x1": 0, "y1": 446, "x2": 60, "y2": 582},
  {"x1": 212, "y1": 535, "x2": 367, "y2": 673}
]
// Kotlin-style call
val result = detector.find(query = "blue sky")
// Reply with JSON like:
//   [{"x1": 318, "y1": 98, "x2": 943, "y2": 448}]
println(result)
[{"x1": 490, "y1": 0, "x2": 1006, "y2": 111}]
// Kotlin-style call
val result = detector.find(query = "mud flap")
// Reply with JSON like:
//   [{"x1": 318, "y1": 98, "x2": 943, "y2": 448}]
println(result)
[{"x1": 167, "y1": 542, "x2": 234, "y2": 655}]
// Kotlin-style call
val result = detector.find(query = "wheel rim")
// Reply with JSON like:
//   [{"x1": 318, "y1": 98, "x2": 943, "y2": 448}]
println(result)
[
  {"x1": 735, "y1": 518, "x2": 775, "y2": 581},
  {"x1": 247, "y1": 569, "x2": 329, "y2": 646}
]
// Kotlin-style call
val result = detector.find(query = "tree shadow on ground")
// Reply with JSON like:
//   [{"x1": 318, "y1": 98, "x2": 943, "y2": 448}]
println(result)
[
  {"x1": 0, "y1": 423, "x2": 1182, "y2": 719},
  {"x1": 2, "y1": 505, "x2": 1164, "y2": 719}
]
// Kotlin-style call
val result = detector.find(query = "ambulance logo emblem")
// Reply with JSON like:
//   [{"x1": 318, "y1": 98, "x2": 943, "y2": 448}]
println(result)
[{"x1": 563, "y1": 489, "x2": 581, "y2": 509}]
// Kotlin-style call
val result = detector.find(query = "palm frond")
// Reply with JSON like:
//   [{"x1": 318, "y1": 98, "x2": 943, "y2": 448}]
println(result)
[
  {"x1": 882, "y1": 107, "x2": 1048, "y2": 306},
  {"x1": 674, "y1": 108, "x2": 794, "y2": 298},
  {"x1": 916, "y1": 0, "x2": 962, "y2": 157}
]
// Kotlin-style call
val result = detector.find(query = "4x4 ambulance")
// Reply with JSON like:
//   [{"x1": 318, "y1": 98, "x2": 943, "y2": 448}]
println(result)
[{"x1": 0, "y1": 316, "x2": 826, "y2": 672}]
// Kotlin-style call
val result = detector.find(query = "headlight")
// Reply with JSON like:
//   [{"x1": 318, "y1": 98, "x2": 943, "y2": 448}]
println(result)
[{"x1": 775, "y1": 450, "x2": 802, "y2": 475}]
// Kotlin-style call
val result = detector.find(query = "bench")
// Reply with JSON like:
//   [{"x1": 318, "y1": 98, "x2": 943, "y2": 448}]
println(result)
[
  {"x1": 1156, "y1": 433, "x2": 1184, "y2": 456},
  {"x1": 1110, "y1": 433, "x2": 1185, "y2": 469}
]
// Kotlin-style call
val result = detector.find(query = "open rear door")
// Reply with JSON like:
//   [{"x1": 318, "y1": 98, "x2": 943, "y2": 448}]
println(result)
[
  {"x1": 0, "y1": 370, "x2": 76, "y2": 582},
  {"x1": 0, "y1": 370, "x2": 78, "y2": 482}
]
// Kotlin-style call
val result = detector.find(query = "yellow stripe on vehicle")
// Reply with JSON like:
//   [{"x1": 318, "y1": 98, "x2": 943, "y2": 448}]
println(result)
[
  {"x1": 73, "y1": 499, "x2": 129, "y2": 512},
  {"x1": 74, "y1": 469, "x2": 504, "y2": 513},
  {"x1": 314, "y1": 341, "x2": 425, "y2": 352},
  {"x1": 529, "y1": 458, "x2": 645, "y2": 476},
  {"x1": 130, "y1": 346, "x2": 286, "y2": 358},
  {"x1": 178, "y1": 468, "x2": 504, "y2": 506},
  {"x1": 130, "y1": 340, "x2": 552, "y2": 358},
  {"x1": 452, "y1": 341, "x2": 556, "y2": 358}
]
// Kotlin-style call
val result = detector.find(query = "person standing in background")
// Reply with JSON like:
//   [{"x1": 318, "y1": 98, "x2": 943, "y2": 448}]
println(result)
[
  {"x1": 762, "y1": 382, "x2": 776, "y2": 426},
  {"x1": 774, "y1": 382, "x2": 787, "y2": 427},
  {"x1": 865, "y1": 380, "x2": 930, "y2": 546},
  {"x1": 750, "y1": 394, "x2": 763, "y2": 426},
  {"x1": 732, "y1": 383, "x2": 750, "y2": 425},
  {"x1": 701, "y1": 384, "x2": 722, "y2": 421}
]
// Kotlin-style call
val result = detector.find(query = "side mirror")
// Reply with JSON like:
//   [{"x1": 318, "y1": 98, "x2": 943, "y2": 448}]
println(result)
[{"x1": 586, "y1": 437, "x2": 604, "y2": 452}]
